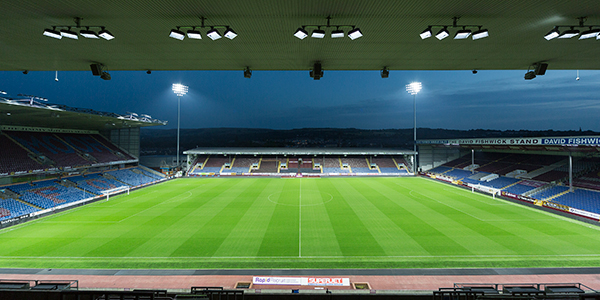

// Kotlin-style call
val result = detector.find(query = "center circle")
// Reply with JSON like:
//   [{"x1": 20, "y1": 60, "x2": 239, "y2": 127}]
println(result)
[{"x1": 267, "y1": 191, "x2": 333, "y2": 206}]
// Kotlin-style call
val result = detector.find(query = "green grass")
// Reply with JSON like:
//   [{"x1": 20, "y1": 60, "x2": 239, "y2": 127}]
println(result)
[{"x1": 1, "y1": 177, "x2": 600, "y2": 269}]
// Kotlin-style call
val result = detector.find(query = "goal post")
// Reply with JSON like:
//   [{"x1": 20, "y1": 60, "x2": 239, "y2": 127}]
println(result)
[{"x1": 101, "y1": 185, "x2": 130, "y2": 201}]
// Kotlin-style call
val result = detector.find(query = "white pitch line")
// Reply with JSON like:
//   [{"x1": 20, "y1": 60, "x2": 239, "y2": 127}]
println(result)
[
  {"x1": 299, "y1": 179, "x2": 302, "y2": 258},
  {"x1": 3, "y1": 253, "x2": 600, "y2": 260}
]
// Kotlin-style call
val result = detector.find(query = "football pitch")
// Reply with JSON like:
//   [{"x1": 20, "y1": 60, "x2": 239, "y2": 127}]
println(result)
[{"x1": 1, "y1": 176, "x2": 600, "y2": 270}]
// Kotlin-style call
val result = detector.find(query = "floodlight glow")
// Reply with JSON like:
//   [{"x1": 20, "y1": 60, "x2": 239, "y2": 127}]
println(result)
[
  {"x1": 169, "y1": 29, "x2": 185, "y2": 40},
  {"x1": 435, "y1": 28, "x2": 449, "y2": 40},
  {"x1": 43, "y1": 28, "x2": 62, "y2": 39},
  {"x1": 472, "y1": 29, "x2": 489, "y2": 40},
  {"x1": 207, "y1": 29, "x2": 221, "y2": 40},
  {"x1": 331, "y1": 29, "x2": 344, "y2": 38},
  {"x1": 544, "y1": 27, "x2": 560, "y2": 40},
  {"x1": 224, "y1": 28, "x2": 237, "y2": 39},
  {"x1": 558, "y1": 28, "x2": 579, "y2": 39},
  {"x1": 311, "y1": 29, "x2": 325, "y2": 38},
  {"x1": 60, "y1": 29, "x2": 78, "y2": 39},
  {"x1": 420, "y1": 27, "x2": 432, "y2": 39},
  {"x1": 579, "y1": 28, "x2": 600, "y2": 39},
  {"x1": 98, "y1": 29, "x2": 115, "y2": 40},
  {"x1": 406, "y1": 82, "x2": 422, "y2": 95},
  {"x1": 294, "y1": 28, "x2": 308, "y2": 39},
  {"x1": 454, "y1": 29, "x2": 471, "y2": 39},
  {"x1": 187, "y1": 29, "x2": 202, "y2": 39},
  {"x1": 172, "y1": 83, "x2": 188, "y2": 97},
  {"x1": 80, "y1": 29, "x2": 99, "y2": 39},
  {"x1": 348, "y1": 28, "x2": 363, "y2": 40}
]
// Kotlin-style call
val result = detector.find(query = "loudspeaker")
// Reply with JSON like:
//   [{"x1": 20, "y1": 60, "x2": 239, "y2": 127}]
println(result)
[
  {"x1": 534, "y1": 63, "x2": 548, "y2": 75},
  {"x1": 90, "y1": 63, "x2": 103, "y2": 76}
]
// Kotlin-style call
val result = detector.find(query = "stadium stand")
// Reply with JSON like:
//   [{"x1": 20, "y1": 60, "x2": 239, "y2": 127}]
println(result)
[
  {"x1": 0, "y1": 198, "x2": 39, "y2": 221},
  {"x1": 0, "y1": 133, "x2": 45, "y2": 175},
  {"x1": 225, "y1": 156, "x2": 258, "y2": 173},
  {"x1": 503, "y1": 180, "x2": 546, "y2": 195},
  {"x1": 201, "y1": 156, "x2": 230, "y2": 173},
  {"x1": 69, "y1": 173, "x2": 128, "y2": 195},
  {"x1": 8, "y1": 179, "x2": 96, "y2": 209},
  {"x1": 61, "y1": 133, "x2": 133, "y2": 163},
  {"x1": 574, "y1": 169, "x2": 600, "y2": 190},
  {"x1": 106, "y1": 168, "x2": 161, "y2": 186},
  {"x1": 323, "y1": 157, "x2": 347, "y2": 173},
  {"x1": 551, "y1": 188, "x2": 600, "y2": 214},
  {"x1": 252, "y1": 157, "x2": 279, "y2": 173},
  {"x1": 6, "y1": 131, "x2": 95, "y2": 168}
]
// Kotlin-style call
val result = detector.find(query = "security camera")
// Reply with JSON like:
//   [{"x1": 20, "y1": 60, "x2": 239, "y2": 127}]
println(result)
[{"x1": 472, "y1": 69, "x2": 477, "y2": 74}]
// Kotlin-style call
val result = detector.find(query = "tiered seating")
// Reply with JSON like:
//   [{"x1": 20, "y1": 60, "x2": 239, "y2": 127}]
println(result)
[
  {"x1": 202, "y1": 156, "x2": 229, "y2": 173},
  {"x1": 225, "y1": 156, "x2": 257, "y2": 173},
  {"x1": 483, "y1": 177, "x2": 521, "y2": 189},
  {"x1": 89, "y1": 134, "x2": 136, "y2": 161},
  {"x1": 9, "y1": 180, "x2": 95, "y2": 209},
  {"x1": 531, "y1": 185, "x2": 570, "y2": 200},
  {"x1": 69, "y1": 173, "x2": 128, "y2": 195},
  {"x1": 253, "y1": 158, "x2": 279, "y2": 173},
  {"x1": 574, "y1": 169, "x2": 600, "y2": 190},
  {"x1": 343, "y1": 157, "x2": 371, "y2": 173},
  {"x1": 0, "y1": 134, "x2": 44, "y2": 175},
  {"x1": 533, "y1": 170, "x2": 568, "y2": 182},
  {"x1": 444, "y1": 169, "x2": 473, "y2": 180},
  {"x1": 6, "y1": 131, "x2": 92, "y2": 168},
  {"x1": 106, "y1": 168, "x2": 161, "y2": 186},
  {"x1": 61, "y1": 133, "x2": 128, "y2": 163},
  {"x1": 0, "y1": 199, "x2": 39, "y2": 221},
  {"x1": 323, "y1": 157, "x2": 347, "y2": 173},
  {"x1": 427, "y1": 166, "x2": 452, "y2": 174},
  {"x1": 503, "y1": 180, "x2": 546, "y2": 195},
  {"x1": 552, "y1": 189, "x2": 600, "y2": 214}
]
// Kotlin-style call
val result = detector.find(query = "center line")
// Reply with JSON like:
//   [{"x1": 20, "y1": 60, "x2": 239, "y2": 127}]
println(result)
[{"x1": 299, "y1": 178, "x2": 302, "y2": 258}]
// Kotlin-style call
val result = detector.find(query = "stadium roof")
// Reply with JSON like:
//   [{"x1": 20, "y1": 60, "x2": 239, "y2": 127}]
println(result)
[
  {"x1": 1, "y1": 1, "x2": 599, "y2": 72},
  {"x1": 184, "y1": 147, "x2": 415, "y2": 156},
  {"x1": 0, "y1": 99, "x2": 166, "y2": 131}
]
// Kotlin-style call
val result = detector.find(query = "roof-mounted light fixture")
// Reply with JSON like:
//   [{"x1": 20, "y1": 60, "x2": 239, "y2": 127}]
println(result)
[
  {"x1": 421, "y1": 17, "x2": 489, "y2": 41},
  {"x1": 545, "y1": 17, "x2": 600, "y2": 40},
  {"x1": 169, "y1": 17, "x2": 236, "y2": 41},
  {"x1": 43, "y1": 17, "x2": 114, "y2": 41},
  {"x1": 294, "y1": 16, "x2": 363, "y2": 40},
  {"x1": 380, "y1": 67, "x2": 389, "y2": 78}
]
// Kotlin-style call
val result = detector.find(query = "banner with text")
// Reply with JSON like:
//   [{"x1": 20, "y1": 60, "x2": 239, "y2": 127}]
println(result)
[
  {"x1": 253, "y1": 277, "x2": 350, "y2": 286},
  {"x1": 418, "y1": 136, "x2": 600, "y2": 146}
]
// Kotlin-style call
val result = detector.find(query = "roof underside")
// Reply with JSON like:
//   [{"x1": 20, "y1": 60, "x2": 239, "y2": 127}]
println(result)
[
  {"x1": 1, "y1": 0, "x2": 599, "y2": 72},
  {"x1": 0, "y1": 102, "x2": 162, "y2": 131},
  {"x1": 184, "y1": 147, "x2": 414, "y2": 156}
]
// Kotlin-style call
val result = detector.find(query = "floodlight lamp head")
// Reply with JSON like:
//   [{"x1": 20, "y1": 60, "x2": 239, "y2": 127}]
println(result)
[
  {"x1": 544, "y1": 27, "x2": 560, "y2": 40},
  {"x1": 435, "y1": 27, "x2": 449, "y2": 40},
  {"x1": 420, "y1": 27, "x2": 432, "y2": 39},
  {"x1": 172, "y1": 83, "x2": 188, "y2": 96},
  {"x1": 348, "y1": 27, "x2": 363, "y2": 40},
  {"x1": 294, "y1": 27, "x2": 308, "y2": 39},
  {"x1": 406, "y1": 82, "x2": 422, "y2": 95}
]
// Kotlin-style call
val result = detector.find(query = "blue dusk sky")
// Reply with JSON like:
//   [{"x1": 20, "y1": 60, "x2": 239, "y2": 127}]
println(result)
[{"x1": 1, "y1": 69, "x2": 599, "y2": 131}]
